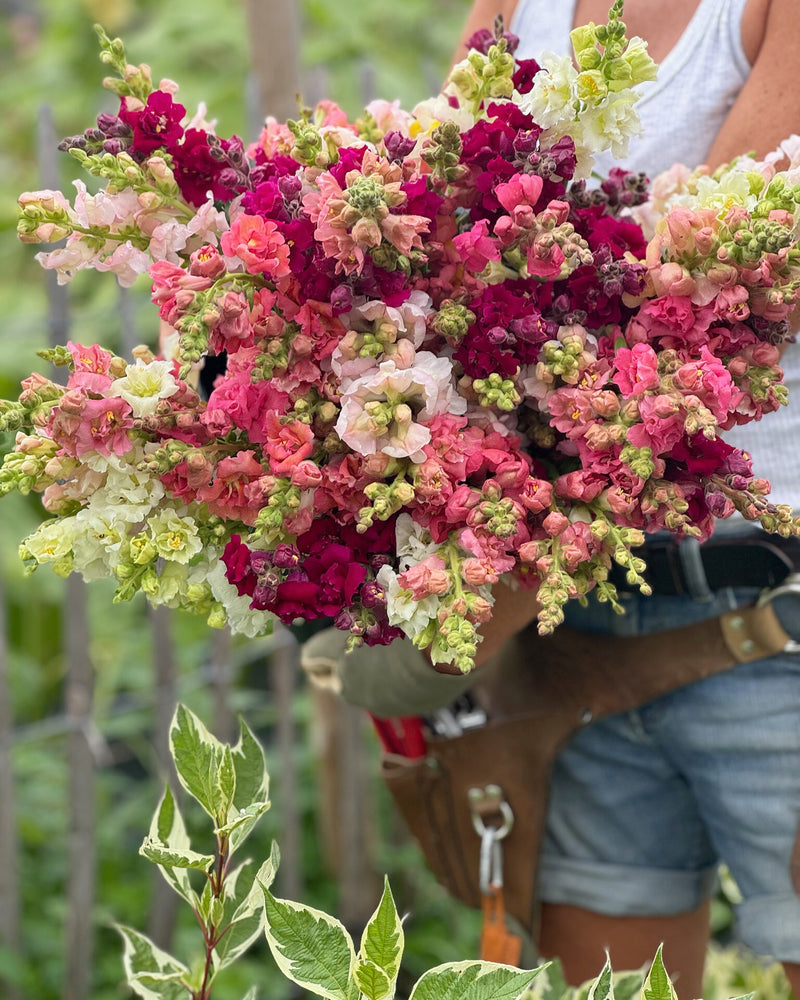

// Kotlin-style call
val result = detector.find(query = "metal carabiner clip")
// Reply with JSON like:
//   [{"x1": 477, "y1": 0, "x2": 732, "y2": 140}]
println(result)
[
  {"x1": 468, "y1": 784, "x2": 514, "y2": 894},
  {"x1": 757, "y1": 572, "x2": 800, "y2": 654}
]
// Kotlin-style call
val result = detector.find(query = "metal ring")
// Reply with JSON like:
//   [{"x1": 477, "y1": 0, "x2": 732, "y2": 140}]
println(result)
[{"x1": 470, "y1": 799, "x2": 514, "y2": 840}]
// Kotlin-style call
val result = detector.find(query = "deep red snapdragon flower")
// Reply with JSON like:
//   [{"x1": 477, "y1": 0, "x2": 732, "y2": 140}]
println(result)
[{"x1": 119, "y1": 92, "x2": 185, "y2": 157}]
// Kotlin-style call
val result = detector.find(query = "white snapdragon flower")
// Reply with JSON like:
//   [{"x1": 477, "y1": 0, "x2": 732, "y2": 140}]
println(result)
[
  {"x1": 147, "y1": 508, "x2": 203, "y2": 564},
  {"x1": 521, "y1": 51, "x2": 646, "y2": 177},
  {"x1": 411, "y1": 95, "x2": 475, "y2": 136},
  {"x1": 394, "y1": 513, "x2": 441, "y2": 571},
  {"x1": 376, "y1": 564, "x2": 440, "y2": 640},
  {"x1": 71, "y1": 508, "x2": 125, "y2": 580},
  {"x1": 336, "y1": 352, "x2": 466, "y2": 463},
  {"x1": 108, "y1": 358, "x2": 180, "y2": 417},
  {"x1": 519, "y1": 52, "x2": 577, "y2": 128},
  {"x1": 206, "y1": 560, "x2": 275, "y2": 638},
  {"x1": 97, "y1": 463, "x2": 165, "y2": 521},
  {"x1": 576, "y1": 90, "x2": 642, "y2": 160}
]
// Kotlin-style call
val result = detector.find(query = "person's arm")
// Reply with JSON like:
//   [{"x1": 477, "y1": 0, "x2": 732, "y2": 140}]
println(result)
[
  {"x1": 429, "y1": 578, "x2": 541, "y2": 675},
  {"x1": 453, "y1": 0, "x2": 519, "y2": 63},
  {"x1": 705, "y1": 0, "x2": 800, "y2": 168}
]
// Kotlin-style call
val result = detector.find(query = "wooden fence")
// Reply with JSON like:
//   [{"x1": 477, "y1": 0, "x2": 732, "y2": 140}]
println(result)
[{"x1": 0, "y1": 5, "x2": 396, "y2": 995}]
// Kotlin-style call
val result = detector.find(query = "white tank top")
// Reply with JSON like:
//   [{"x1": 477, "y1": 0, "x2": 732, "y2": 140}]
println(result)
[{"x1": 509, "y1": 0, "x2": 800, "y2": 509}]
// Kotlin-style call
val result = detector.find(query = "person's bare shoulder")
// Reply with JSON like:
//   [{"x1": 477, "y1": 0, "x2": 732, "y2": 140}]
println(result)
[{"x1": 706, "y1": 0, "x2": 800, "y2": 166}]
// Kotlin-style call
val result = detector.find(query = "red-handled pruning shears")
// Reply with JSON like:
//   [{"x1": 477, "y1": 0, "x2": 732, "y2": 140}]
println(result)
[{"x1": 369, "y1": 714, "x2": 427, "y2": 758}]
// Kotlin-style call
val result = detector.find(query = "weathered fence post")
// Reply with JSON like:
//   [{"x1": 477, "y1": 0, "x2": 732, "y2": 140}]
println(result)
[
  {"x1": 244, "y1": 0, "x2": 302, "y2": 125},
  {"x1": 0, "y1": 576, "x2": 22, "y2": 1000},
  {"x1": 147, "y1": 605, "x2": 180, "y2": 949},
  {"x1": 271, "y1": 629, "x2": 304, "y2": 906},
  {"x1": 210, "y1": 626, "x2": 236, "y2": 746},
  {"x1": 37, "y1": 102, "x2": 97, "y2": 1000},
  {"x1": 61, "y1": 577, "x2": 96, "y2": 1000}
]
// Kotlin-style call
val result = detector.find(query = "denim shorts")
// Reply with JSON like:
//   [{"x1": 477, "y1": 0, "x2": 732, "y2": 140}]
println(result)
[{"x1": 538, "y1": 586, "x2": 800, "y2": 963}]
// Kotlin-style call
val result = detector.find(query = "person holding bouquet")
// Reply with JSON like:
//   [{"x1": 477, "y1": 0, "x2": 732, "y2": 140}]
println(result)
[{"x1": 303, "y1": 1, "x2": 800, "y2": 996}]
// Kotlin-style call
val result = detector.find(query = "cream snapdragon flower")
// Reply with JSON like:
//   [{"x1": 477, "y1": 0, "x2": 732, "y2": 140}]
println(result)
[
  {"x1": 147, "y1": 508, "x2": 203, "y2": 564},
  {"x1": 108, "y1": 358, "x2": 180, "y2": 417}
]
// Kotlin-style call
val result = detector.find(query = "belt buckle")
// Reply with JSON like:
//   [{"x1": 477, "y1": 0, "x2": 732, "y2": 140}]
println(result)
[{"x1": 756, "y1": 573, "x2": 800, "y2": 653}]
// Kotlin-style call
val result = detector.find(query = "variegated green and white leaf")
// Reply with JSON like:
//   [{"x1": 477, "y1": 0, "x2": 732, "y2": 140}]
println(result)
[
  {"x1": 231, "y1": 716, "x2": 270, "y2": 807},
  {"x1": 169, "y1": 704, "x2": 224, "y2": 820},
  {"x1": 143, "y1": 785, "x2": 197, "y2": 905},
  {"x1": 216, "y1": 801, "x2": 271, "y2": 842},
  {"x1": 612, "y1": 970, "x2": 645, "y2": 1000},
  {"x1": 262, "y1": 889, "x2": 357, "y2": 1000},
  {"x1": 355, "y1": 958, "x2": 392, "y2": 1000},
  {"x1": 519, "y1": 960, "x2": 566, "y2": 1000},
  {"x1": 139, "y1": 837, "x2": 214, "y2": 872},
  {"x1": 641, "y1": 947, "x2": 678, "y2": 1000},
  {"x1": 410, "y1": 961, "x2": 540, "y2": 1000},
  {"x1": 212, "y1": 846, "x2": 280, "y2": 973},
  {"x1": 587, "y1": 956, "x2": 614, "y2": 1000},
  {"x1": 117, "y1": 924, "x2": 189, "y2": 1000},
  {"x1": 217, "y1": 744, "x2": 237, "y2": 821},
  {"x1": 359, "y1": 877, "x2": 403, "y2": 990},
  {"x1": 227, "y1": 717, "x2": 271, "y2": 852}
]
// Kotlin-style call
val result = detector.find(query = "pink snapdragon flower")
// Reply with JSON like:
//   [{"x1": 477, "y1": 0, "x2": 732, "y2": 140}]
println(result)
[
  {"x1": 196, "y1": 451, "x2": 265, "y2": 524},
  {"x1": 263, "y1": 412, "x2": 316, "y2": 475},
  {"x1": 452, "y1": 220, "x2": 501, "y2": 273},
  {"x1": 303, "y1": 150, "x2": 430, "y2": 275},
  {"x1": 67, "y1": 342, "x2": 115, "y2": 395},
  {"x1": 220, "y1": 213, "x2": 291, "y2": 278},
  {"x1": 50, "y1": 394, "x2": 134, "y2": 458},
  {"x1": 613, "y1": 342, "x2": 660, "y2": 396},
  {"x1": 397, "y1": 555, "x2": 450, "y2": 599}
]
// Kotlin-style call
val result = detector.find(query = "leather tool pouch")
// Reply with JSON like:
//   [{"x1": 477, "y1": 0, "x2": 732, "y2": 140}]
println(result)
[{"x1": 380, "y1": 604, "x2": 796, "y2": 936}]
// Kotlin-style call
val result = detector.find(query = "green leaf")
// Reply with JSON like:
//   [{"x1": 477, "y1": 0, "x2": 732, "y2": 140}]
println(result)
[
  {"x1": 262, "y1": 889, "x2": 357, "y2": 1000},
  {"x1": 587, "y1": 956, "x2": 614, "y2": 1000},
  {"x1": 239, "y1": 991, "x2": 258, "y2": 1000},
  {"x1": 355, "y1": 958, "x2": 392, "y2": 1000},
  {"x1": 169, "y1": 704, "x2": 224, "y2": 820},
  {"x1": 212, "y1": 846, "x2": 280, "y2": 973},
  {"x1": 144, "y1": 785, "x2": 199, "y2": 906},
  {"x1": 409, "y1": 961, "x2": 540, "y2": 1000},
  {"x1": 227, "y1": 717, "x2": 271, "y2": 853},
  {"x1": 139, "y1": 837, "x2": 215, "y2": 871},
  {"x1": 641, "y1": 947, "x2": 678, "y2": 1000},
  {"x1": 116, "y1": 924, "x2": 189, "y2": 1000},
  {"x1": 217, "y1": 744, "x2": 237, "y2": 821},
  {"x1": 360, "y1": 878, "x2": 403, "y2": 988},
  {"x1": 232, "y1": 716, "x2": 270, "y2": 808},
  {"x1": 612, "y1": 971, "x2": 645, "y2": 1000},
  {"x1": 522, "y1": 960, "x2": 566, "y2": 1000},
  {"x1": 216, "y1": 801, "x2": 271, "y2": 841}
]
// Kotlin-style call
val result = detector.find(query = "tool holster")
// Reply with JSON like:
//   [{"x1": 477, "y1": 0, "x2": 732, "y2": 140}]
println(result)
[{"x1": 381, "y1": 602, "x2": 796, "y2": 938}]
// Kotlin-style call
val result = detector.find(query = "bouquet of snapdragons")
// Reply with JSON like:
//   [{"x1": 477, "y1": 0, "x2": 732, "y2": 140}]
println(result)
[{"x1": 7, "y1": 1, "x2": 799, "y2": 673}]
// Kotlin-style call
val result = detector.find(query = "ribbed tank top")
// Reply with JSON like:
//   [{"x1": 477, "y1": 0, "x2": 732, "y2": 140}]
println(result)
[{"x1": 509, "y1": 0, "x2": 800, "y2": 509}]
